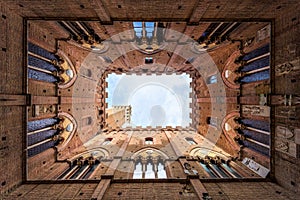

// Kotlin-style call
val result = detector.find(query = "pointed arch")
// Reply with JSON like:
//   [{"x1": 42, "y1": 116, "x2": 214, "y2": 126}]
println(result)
[
  {"x1": 132, "y1": 147, "x2": 169, "y2": 179},
  {"x1": 220, "y1": 111, "x2": 241, "y2": 156},
  {"x1": 56, "y1": 49, "x2": 77, "y2": 89},
  {"x1": 68, "y1": 147, "x2": 110, "y2": 161},
  {"x1": 131, "y1": 147, "x2": 169, "y2": 160},
  {"x1": 55, "y1": 112, "x2": 77, "y2": 151},
  {"x1": 189, "y1": 147, "x2": 231, "y2": 161}
]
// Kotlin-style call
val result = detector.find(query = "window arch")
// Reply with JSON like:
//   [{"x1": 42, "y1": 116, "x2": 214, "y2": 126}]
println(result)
[
  {"x1": 58, "y1": 157, "x2": 100, "y2": 180},
  {"x1": 198, "y1": 156, "x2": 242, "y2": 179},
  {"x1": 133, "y1": 157, "x2": 167, "y2": 179},
  {"x1": 145, "y1": 137, "x2": 154, "y2": 145},
  {"x1": 28, "y1": 42, "x2": 59, "y2": 83},
  {"x1": 132, "y1": 148, "x2": 169, "y2": 179},
  {"x1": 237, "y1": 44, "x2": 270, "y2": 83},
  {"x1": 133, "y1": 21, "x2": 143, "y2": 38},
  {"x1": 145, "y1": 22, "x2": 154, "y2": 38},
  {"x1": 145, "y1": 57, "x2": 153, "y2": 64},
  {"x1": 58, "y1": 153, "x2": 102, "y2": 180},
  {"x1": 133, "y1": 22, "x2": 155, "y2": 39},
  {"x1": 144, "y1": 159, "x2": 155, "y2": 179},
  {"x1": 132, "y1": 159, "x2": 143, "y2": 179},
  {"x1": 58, "y1": 149, "x2": 108, "y2": 180},
  {"x1": 27, "y1": 113, "x2": 77, "y2": 157},
  {"x1": 185, "y1": 137, "x2": 197, "y2": 145},
  {"x1": 189, "y1": 147, "x2": 244, "y2": 179},
  {"x1": 157, "y1": 159, "x2": 167, "y2": 178}
]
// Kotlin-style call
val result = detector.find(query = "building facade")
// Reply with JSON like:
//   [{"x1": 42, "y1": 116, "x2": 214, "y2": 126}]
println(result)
[{"x1": 0, "y1": 0, "x2": 299, "y2": 199}]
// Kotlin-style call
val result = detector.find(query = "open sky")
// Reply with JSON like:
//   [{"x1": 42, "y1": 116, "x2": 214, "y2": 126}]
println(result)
[{"x1": 106, "y1": 73, "x2": 192, "y2": 128}]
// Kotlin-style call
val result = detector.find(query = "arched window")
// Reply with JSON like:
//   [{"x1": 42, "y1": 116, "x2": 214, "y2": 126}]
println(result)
[
  {"x1": 198, "y1": 156, "x2": 242, "y2": 179},
  {"x1": 157, "y1": 159, "x2": 167, "y2": 178},
  {"x1": 234, "y1": 118, "x2": 270, "y2": 156},
  {"x1": 207, "y1": 74, "x2": 217, "y2": 84},
  {"x1": 133, "y1": 22, "x2": 155, "y2": 39},
  {"x1": 27, "y1": 114, "x2": 77, "y2": 157},
  {"x1": 207, "y1": 117, "x2": 218, "y2": 127},
  {"x1": 27, "y1": 118, "x2": 60, "y2": 157},
  {"x1": 145, "y1": 159, "x2": 155, "y2": 179},
  {"x1": 145, "y1": 137, "x2": 153, "y2": 145},
  {"x1": 28, "y1": 42, "x2": 59, "y2": 83},
  {"x1": 185, "y1": 137, "x2": 197, "y2": 145},
  {"x1": 145, "y1": 22, "x2": 154, "y2": 38},
  {"x1": 58, "y1": 154, "x2": 100, "y2": 180},
  {"x1": 133, "y1": 159, "x2": 143, "y2": 179},
  {"x1": 225, "y1": 70, "x2": 231, "y2": 78},
  {"x1": 238, "y1": 44, "x2": 270, "y2": 83},
  {"x1": 133, "y1": 158, "x2": 167, "y2": 179},
  {"x1": 132, "y1": 148, "x2": 168, "y2": 179},
  {"x1": 145, "y1": 57, "x2": 153, "y2": 64},
  {"x1": 102, "y1": 138, "x2": 113, "y2": 145},
  {"x1": 133, "y1": 22, "x2": 143, "y2": 38},
  {"x1": 190, "y1": 147, "x2": 245, "y2": 179}
]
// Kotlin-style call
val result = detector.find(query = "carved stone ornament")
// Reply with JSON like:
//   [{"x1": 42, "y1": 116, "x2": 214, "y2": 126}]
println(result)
[
  {"x1": 275, "y1": 62, "x2": 293, "y2": 76},
  {"x1": 276, "y1": 126, "x2": 294, "y2": 139}
]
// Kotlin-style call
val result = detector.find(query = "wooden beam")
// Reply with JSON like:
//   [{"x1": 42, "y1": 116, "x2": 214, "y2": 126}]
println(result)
[{"x1": 0, "y1": 94, "x2": 29, "y2": 106}]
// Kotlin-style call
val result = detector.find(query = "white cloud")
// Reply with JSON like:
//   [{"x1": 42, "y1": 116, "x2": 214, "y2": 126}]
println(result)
[{"x1": 107, "y1": 74, "x2": 191, "y2": 127}]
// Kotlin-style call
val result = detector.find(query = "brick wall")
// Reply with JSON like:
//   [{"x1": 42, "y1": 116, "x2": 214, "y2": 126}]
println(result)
[
  {"x1": 0, "y1": 2, "x2": 24, "y2": 194},
  {"x1": 1, "y1": 181, "x2": 298, "y2": 200},
  {"x1": 273, "y1": 3, "x2": 300, "y2": 193},
  {"x1": 203, "y1": 182, "x2": 298, "y2": 200},
  {"x1": 1, "y1": 183, "x2": 98, "y2": 200},
  {"x1": 103, "y1": 182, "x2": 199, "y2": 200}
]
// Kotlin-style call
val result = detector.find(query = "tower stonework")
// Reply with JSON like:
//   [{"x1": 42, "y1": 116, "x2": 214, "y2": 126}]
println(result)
[
  {"x1": 106, "y1": 105, "x2": 132, "y2": 128},
  {"x1": 0, "y1": 1, "x2": 300, "y2": 199}
]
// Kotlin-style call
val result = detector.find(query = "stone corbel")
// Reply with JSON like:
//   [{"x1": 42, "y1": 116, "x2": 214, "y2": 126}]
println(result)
[
  {"x1": 76, "y1": 157, "x2": 85, "y2": 166},
  {"x1": 55, "y1": 49, "x2": 77, "y2": 89},
  {"x1": 212, "y1": 156, "x2": 222, "y2": 165},
  {"x1": 52, "y1": 134, "x2": 64, "y2": 144},
  {"x1": 203, "y1": 156, "x2": 211, "y2": 164},
  {"x1": 88, "y1": 156, "x2": 96, "y2": 165}
]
